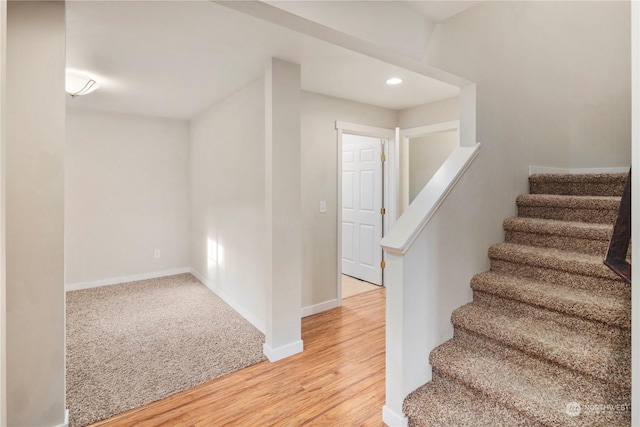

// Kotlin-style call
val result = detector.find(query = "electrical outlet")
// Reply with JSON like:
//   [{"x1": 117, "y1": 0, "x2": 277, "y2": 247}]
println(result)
[
  {"x1": 154, "y1": 249, "x2": 161, "y2": 259},
  {"x1": 320, "y1": 201, "x2": 327, "y2": 213}
]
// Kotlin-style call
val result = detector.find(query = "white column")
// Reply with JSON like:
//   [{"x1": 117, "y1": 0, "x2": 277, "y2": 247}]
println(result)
[
  {"x1": 6, "y1": 2, "x2": 66, "y2": 426},
  {"x1": 263, "y1": 58, "x2": 303, "y2": 361},
  {"x1": 383, "y1": 252, "x2": 410, "y2": 427},
  {"x1": 383, "y1": 245, "x2": 435, "y2": 427}
]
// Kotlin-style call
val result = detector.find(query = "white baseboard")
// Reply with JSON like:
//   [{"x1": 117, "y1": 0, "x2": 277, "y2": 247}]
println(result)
[
  {"x1": 65, "y1": 268, "x2": 191, "y2": 292},
  {"x1": 263, "y1": 340, "x2": 304, "y2": 362},
  {"x1": 190, "y1": 268, "x2": 266, "y2": 334},
  {"x1": 382, "y1": 405, "x2": 408, "y2": 427},
  {"x1": 529, "y1": 165, "x2": 630, "y2": 175},
  {"x1": 52, "y1": 409, "x2": 69, "y2": 427},
  {"x1": 301, "y1": 298, "x2": 339, "y2": 318}
]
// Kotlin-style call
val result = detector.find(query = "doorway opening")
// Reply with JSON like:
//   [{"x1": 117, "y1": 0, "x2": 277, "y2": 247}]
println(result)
[
  {"x1": 336, "y1": 122, "x2": 397, "y2": 304},
  {"x1": 342, "y1": 133, "x2": 384, "y2": 286}
]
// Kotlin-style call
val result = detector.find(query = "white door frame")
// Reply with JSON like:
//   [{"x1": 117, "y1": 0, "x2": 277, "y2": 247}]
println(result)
[
  {"x1": 400, "y1": 120, "x2": 460, "y2": 213},
  {"x1": 335, "y1": 121, "x2": 396, "y2": 306}
]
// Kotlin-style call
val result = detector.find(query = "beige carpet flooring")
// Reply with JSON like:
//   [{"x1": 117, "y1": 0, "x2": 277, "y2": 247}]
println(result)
[
  {"x1": 403, "y1": 173, "x2": 631, "y2": 426},
  {"x1": 66, "y1": 273, "x2": 266, "y2": 427},
  {"x1": 342, "y1": 274, "x2": 380, "y2": 298}
]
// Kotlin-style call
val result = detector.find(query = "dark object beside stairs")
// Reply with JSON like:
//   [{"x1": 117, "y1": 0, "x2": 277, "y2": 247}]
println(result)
[{"x1": 604, "y1": 170, "x2": 631, "y2": 284}]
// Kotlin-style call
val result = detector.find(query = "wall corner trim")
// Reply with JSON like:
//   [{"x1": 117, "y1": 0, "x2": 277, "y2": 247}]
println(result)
[
  {"x1": 51, "y1": 409, "x2": 69, "y2": 427},
  {"x1": 263, "y1": 340, "x2": 303, "y2": 362},
  {"x1": 382, "y1": 405, "x2": 408, "y2": 427}
]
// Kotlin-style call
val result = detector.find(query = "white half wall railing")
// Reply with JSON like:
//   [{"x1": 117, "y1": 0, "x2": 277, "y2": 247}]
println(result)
[{"x1": 380, "y1": 143, "x2": 481, "y2": 427}]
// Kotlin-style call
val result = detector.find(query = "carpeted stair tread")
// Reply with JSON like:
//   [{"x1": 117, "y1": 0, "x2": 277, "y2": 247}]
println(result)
[
  {"x1": 403, "y1": 373, "x2": 542, "y2": 427},
  {"x1": 504, "y1": 217, "x2": 612, "y2": 240},
  {"x1": 516, "y1": 194, "x2": 619, "y2": 224},
  {"x1": 503, "y1": 217, "x2": 612, "y2": 256},
  {"x1": 471, "y1": 271, "x2": 630, "y2": 329},
  {"x1": 404, "y1": 173, "x2": 630, "y2": 426},
  {"x1": 488, "y1": 242, "x2": 623, "y2": 282},
  {"x1": 529, "y1": 173, "x2": 627, "y2": 196},
  {"x1": 430, "y1": 334, "x2": 631, "y2": 426},
  {"x1": 516, "y1": 194, "x2": 621, "y2": 209},
  {"x1": 489, "y1": 258, "x2": 629, "y2": 298},
  {"x1": 451, "y1": 302, "x2": 630, "y2": 389}
]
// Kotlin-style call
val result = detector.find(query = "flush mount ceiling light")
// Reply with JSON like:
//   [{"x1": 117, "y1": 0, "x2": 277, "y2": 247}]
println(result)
[
  {"x1": 385, "y1": 77, "x2": 403, "y2": 85},
  {"x1": 66, "y1": 70, "x2": 100, "y2": 98}
]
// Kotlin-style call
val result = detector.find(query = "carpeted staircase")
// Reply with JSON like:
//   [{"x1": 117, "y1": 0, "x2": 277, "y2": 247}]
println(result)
[{"x1": 403, "y1": 173, "x2": 631, "y2": 426}]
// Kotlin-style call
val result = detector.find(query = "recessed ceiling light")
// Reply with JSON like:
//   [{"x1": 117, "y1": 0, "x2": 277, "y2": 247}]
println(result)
[{"x1": 386, "y1": 77, "x2": 403, "y2": 85}]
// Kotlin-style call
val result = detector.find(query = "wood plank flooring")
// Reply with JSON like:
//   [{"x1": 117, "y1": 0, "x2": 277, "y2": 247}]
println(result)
[
  {"x1": 341, "y1": 274, "x2": 381, "y2": 299},
  {"x1": 90, "y1": 287, "x2": 386, "y2": 427}
]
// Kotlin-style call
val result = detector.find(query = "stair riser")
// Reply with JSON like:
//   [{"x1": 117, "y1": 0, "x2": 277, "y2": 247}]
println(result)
[
  {"x1": 529, "y1": 182, "x2": 626, "y2": 197},
  {"x1": 461, "y1": 292, "x2": 631, "y2": 389},
  {"x1": 432, "y1": 330, "x2": 631, "y2": 427},
  {"x1": 472, "y1": 289, "x2": 630, "y2": 339},
  {"x1": 428, "y1": 370, "x2": 548, "y2": 427},
  {"x1": 488, "y1": 243, "x2": 624, "y2": 281},
  {"x1": 404, "y1": 373, "x2": 543, "y2": 427},
  {"x1": 505, "y1": 230, "x2": 610, "y2": 257},
  {"x1": 471, "y1": 276, "x2": 631, "y2": 329},
  {"x1": 405, "y1": 373, "x2": 544, "y2": 427},
  {"x1": 489, "y1": 259, "x2": 630, "y2": 299},
  {"x1": 517, "y1": 206, "x2": 618, "y2": 224}
]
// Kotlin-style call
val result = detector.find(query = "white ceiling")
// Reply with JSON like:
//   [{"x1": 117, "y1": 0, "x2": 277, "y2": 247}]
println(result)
[{"x1": 66, "y1": 1, "x2": 468, "y2": 120}]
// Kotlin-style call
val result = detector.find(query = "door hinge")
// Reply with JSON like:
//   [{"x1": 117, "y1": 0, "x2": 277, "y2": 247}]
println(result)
[
  {"x1": 381, "y1": 261, "x2": 386, "y2": 269},
  {"x1": 380, "y1": 208, "x2": 386, "y2": 215},
  {"x1": 381, "y1": 154, "x2": 386, "y2": 163}
]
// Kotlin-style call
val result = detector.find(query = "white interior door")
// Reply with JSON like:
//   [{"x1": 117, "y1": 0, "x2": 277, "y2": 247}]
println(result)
[{"x1": 342, "y1": 134, "x2": 383, "y2": 285}]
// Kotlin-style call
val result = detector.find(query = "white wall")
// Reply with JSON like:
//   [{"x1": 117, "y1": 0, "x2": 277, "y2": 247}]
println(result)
[
  {"x1": 427, "y1": 1, "x2": 631, "y2": 171},
  {"x1": 395, "y1": 0, "x2": 633, "y2": 336},
  {"x1": 398, "y1": 97, "x2": 459, "y2": 129},
  {"x1": 401, "y1": 0, "x2": 632, "y2": 361},
  {"x1": 409, "y1": 131, "x2": 459, "y2": 203},
  {"x1": 6, "y1": 2, "x2": 66, "y2": 425},
  {"x1": 301, "y1": 91, "x2": 396, "y2": 311},
  {"x1": 66, "y1": 108, "x2": 190, "y2": 287},
  {"x1": 190, "y1": 79, "x2": 266, "y2": 331}
]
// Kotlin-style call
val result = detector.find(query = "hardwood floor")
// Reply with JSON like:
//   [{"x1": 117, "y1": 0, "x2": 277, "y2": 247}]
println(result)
[
  {"x1": 90, "y1": 287, "x2": 386, "y2": 427},
  {"x1": 341, "y1": 274, "x2": 381, "y2": 299}
]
